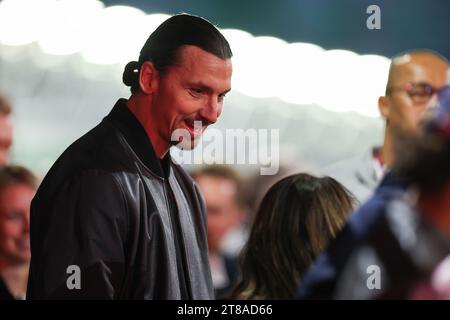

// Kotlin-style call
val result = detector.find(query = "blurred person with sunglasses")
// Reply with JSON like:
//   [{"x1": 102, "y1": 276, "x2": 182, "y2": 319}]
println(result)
[
  {"x1": 322, "y1": 50, "x2": 449, "y2": 204},
  {"x1": 318, "y1": 76, "x2": 450, "y2": 299},
  {"x1": 298, "y1": 50, "x2": 449, "y2": 299}
]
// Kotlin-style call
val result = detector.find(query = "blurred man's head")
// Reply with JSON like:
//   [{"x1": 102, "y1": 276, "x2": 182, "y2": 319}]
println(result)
[
  {"x1": 0, "y1": 166, "x2": 37, "y2": 266},
  {"x1": 0, "y1": 96, "x2": 13, "y2": 166},
  {"x1": 192, "y1": 165, "x2": 245, "y2": 253},
  {"x1": 379, "y1": 50, "x2": 449, "y2": 132}
]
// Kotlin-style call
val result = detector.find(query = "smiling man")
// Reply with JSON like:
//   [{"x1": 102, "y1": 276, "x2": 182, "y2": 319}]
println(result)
[{"x1": 27, "y1": 14, "x2": 232, "y2": 299}]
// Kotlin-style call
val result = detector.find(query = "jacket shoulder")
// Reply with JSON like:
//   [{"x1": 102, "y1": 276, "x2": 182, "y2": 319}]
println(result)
[{"x1": 36, "y1": 119, "x2": 135, "y2": 199}]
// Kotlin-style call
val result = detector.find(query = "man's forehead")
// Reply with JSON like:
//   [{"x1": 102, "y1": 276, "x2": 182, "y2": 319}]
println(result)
[
  {"x1": 389, "y1": 53, "x2": 449, "y2": 84},
  {"x1": 392, "y1": 52, "x2": 449, "y2": 66},
  {"x1": 171, "y1": 46, "x2": 232, "y2": 94},
  {"x1": 175, "y1": 45, "x2": 231, "y2": 68}
]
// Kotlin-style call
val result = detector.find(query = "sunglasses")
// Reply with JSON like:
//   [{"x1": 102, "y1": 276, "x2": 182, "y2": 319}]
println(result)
[{"x1": 386, "y1": 82, "x2": 438, "y2": 104}]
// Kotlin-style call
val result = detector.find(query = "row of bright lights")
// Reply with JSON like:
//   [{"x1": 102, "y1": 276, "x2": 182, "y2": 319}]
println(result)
[{"x1": 0, "y1": 0, "x2": 390, "y2": 117}]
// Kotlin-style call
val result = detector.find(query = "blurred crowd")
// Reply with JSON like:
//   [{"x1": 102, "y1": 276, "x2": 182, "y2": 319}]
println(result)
[{"x1": 1, "y1": 48, "x2": 450, "y2": 300}]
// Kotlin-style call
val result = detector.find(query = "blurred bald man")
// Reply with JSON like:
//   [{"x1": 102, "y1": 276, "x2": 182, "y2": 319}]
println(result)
[
  {"x1": 322, "y1": 50, "x2": 449, "y2": 203},
  {"x1": 298, "y1": 50, "x2": 449, "y2": 299}
]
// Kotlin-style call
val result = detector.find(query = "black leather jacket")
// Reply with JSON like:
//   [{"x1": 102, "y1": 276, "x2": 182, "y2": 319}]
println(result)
[{"x1": 27, "y1": 99, "x2": 214, "y2": 299}]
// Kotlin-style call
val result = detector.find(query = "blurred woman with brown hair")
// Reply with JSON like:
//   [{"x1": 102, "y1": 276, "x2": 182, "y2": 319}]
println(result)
[{"x1": 231, "y1": 173, "x2": 356, "y2": 299}]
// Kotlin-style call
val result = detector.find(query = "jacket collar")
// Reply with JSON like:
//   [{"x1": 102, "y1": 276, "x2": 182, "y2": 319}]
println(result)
[{"x1": 105, "y1": 98, "x2": 171, "y2": 179}]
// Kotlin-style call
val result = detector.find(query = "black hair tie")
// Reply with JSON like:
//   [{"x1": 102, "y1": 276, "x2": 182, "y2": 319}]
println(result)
[{"x1": 122, "y1": 61, "x2": 140, "y2": 87}]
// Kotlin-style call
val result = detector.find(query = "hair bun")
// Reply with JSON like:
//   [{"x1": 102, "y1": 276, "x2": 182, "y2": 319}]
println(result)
[{"x1": 122, "y1": 61, "x2": 139, "y2": 87}]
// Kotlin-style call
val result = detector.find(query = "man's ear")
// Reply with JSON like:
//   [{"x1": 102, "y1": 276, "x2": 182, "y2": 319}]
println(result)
[
  {"x1": 378, "y1": 96, "x2": 390, "y2": 119},
  {"x1": 139, "y1": 61, "x2": 158, "y2": 95}
]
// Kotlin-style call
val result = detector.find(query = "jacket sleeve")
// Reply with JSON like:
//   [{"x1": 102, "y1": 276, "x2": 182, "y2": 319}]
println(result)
[{"x1": 27, "y1": 170, "x2": 129, "y2": 299}]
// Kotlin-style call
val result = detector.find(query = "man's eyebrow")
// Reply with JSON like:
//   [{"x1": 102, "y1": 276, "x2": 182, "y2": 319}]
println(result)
[{"x1": 188, "y1": 82, "x2": 231, "y2": 95}]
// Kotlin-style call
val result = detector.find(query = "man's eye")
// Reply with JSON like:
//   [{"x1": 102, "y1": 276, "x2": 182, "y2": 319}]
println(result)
[
  {"x1": 190, "y1": 88, "x2": 203, "y2": 95},
  {"x1": 218, "y1": 93, "x2": 227, "y2": 101},
  {"x1": 410, "y1": 88, "x2": 427, "y2": 97}
]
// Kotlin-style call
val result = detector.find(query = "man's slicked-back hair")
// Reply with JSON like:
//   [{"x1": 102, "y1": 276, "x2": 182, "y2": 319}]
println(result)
[{"x1": 123, "y1": 13, "x2": 232, "y2": 94}]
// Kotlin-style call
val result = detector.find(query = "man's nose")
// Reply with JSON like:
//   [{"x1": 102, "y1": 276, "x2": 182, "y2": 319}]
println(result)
[{"x1": 199, "y1": 97, "x2": 221, "y2": 125}]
